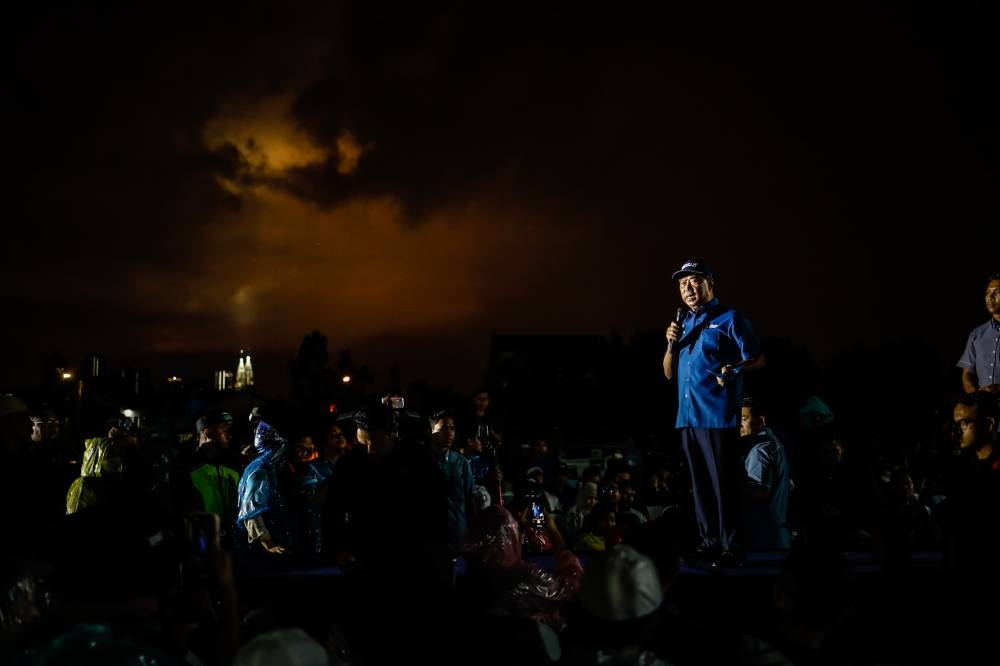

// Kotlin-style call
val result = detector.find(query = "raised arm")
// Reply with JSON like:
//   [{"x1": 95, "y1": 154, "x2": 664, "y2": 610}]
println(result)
[{"x1": 663, "y1": 319, "x2": 683, "y2": 380}]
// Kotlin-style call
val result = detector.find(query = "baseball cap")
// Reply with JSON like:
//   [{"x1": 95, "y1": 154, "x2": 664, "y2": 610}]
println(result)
[
  {"x1": 670, "y1": 259, "x2": 713, "y2": 281},
  {"x1": 234, "y1": 627, "x2": 328, "y2": 666},
  {"x1": 579, "y1": 544, "x2": 663, "y2": 621},
  {"x1": 196, "y1": 409, "x2": 234, "y2": 432},
  {"x1": 471, "y1": 485, "x2": 492, "y2": 511},
  {"x1": 29, "y1": 408, "x2": 59, "y2": 424}
]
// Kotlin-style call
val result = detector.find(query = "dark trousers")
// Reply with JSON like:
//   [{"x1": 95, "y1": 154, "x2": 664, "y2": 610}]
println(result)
[{"x1": 680, "y1": 427, "x2": 742, "y2": 553}]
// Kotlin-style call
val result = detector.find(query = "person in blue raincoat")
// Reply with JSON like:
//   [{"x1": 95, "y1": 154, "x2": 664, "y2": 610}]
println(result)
[{"x1": 236, "y1": 418, "x2": 295, "y2": 555}]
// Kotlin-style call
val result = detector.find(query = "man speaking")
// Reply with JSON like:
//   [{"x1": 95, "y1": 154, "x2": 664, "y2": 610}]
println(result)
[{"x1": 663, "y1": 259, "x2": 765, "y2": 567}]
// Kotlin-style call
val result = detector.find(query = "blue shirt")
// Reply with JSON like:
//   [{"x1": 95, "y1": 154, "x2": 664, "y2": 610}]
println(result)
[
  {"x1": 675, "y1": 298, "x2": 761, "y2": 429},
  {"x1": 438, "y1": 450, "x2": 475, "y2": 545},
  {"x1": 958, "y1": 318, "x2": 1000, "y2": 387},
  {"x1": 743, "y1": 427, "x2": 791, "y2": 551}
]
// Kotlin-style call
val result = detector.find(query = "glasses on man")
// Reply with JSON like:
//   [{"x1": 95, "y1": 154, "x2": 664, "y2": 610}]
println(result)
[{"x1": 954, "y1": 418, "x2": 979, "y2": 431}]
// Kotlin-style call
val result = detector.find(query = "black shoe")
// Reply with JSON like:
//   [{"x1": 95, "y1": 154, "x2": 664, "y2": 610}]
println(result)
[
  {"x1": 684, "y1": 546, "x2": 719, "y2": 565},
  {"x1": 710, "y1": 551, "x2": 745, "y2": 569}
]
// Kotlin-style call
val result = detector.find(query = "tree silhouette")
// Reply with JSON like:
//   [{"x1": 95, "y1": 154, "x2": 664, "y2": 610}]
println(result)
[{"x1": 289, "y1": 330, "x2": 336, "y2": 420}]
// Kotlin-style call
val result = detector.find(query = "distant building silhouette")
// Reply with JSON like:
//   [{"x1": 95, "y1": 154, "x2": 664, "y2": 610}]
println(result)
[
  {"x1": 215, "y1": 369, "x2": 235, "y2": 391},
  {"x1": 120, "y1": 366, "x2": 150, "y2": 397},
  {"x1": 235, "y1": 349, "x2": 255, "y2": 391},
  {"x1": 85, "y1": 354, "x2": 104, "y2": 379}
]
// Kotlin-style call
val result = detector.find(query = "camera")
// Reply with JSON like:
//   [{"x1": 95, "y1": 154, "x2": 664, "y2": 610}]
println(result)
[{"x1": 382, "y1": 395, "x2": 405, "y2": 409}]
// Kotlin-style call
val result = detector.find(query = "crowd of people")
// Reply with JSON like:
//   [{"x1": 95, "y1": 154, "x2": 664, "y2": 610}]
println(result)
[{"x1": 0, "y1": 266, "x2": 997, "y2": 665}]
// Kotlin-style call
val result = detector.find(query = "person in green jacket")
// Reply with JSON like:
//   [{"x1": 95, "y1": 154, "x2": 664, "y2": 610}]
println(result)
[{"x1": 189, "y1": 410, "x2": 240, "y2": 548}]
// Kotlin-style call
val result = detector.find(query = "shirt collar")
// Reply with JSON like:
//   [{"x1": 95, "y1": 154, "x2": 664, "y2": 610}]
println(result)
[{"x1": 691, "y1": 297, "x2": 720, "y2": 317}]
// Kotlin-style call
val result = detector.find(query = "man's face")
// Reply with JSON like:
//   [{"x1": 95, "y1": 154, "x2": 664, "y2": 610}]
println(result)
[
  {"x1": 31, "y1": 418, "x2": 60, "y2": 443},
  {"x1": 740, "y1": 407, "x2": 764, "y2": 438},
  {"x1": 326, "y1": 426, "x2": 348, "y2": 455},
  {"x1": 597, "y1": 510, "x2": 617, "y2": 533},
  {"x1": 986, "y1": 279, "x2": 1000, "y2": 317},
  {"x1": 678, "y1": 274, "x2": 714, "y2": 310},
  {"x1": 432, "y1": 417, "x2": 456, "y2": 450},
  {"x1": 294, "y1": 435, "x2": 317, "y2": 461},
  {"x1": 465, "y1": 435, "x2": 483, "y2": 453},
  {"x1": 819, "y1": 438, "x2": 845, "y2": 467},
  {"x1": 473, "y1": 392, "x2": 490, "y2": 413},
  {"x1": 207, "y1": 422, "x2": 232, "y2": 447},
  {"x1": 622, "y1": 486, "x2": 637, "y2": 505},
  {"x1": 953, "y1": 403, "x2": 990, "y2": 451}
]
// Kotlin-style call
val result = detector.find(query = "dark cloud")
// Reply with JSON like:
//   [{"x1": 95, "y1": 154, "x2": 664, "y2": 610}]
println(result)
[{"x1": 3, "y1": 1, "x2": 997, "y2": 390}]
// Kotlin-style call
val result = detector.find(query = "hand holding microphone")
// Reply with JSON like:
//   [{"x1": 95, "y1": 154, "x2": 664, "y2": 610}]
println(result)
[{"x1": 666, "y1": 307, "x2": 685, "y2": 354}]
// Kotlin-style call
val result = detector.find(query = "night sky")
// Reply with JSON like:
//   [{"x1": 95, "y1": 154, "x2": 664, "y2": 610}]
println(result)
[{"x1": 4, "y1": 2, "x2": 997, "y2": 393}]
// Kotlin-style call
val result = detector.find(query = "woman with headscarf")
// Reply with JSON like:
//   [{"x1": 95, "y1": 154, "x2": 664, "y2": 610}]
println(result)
[{"x1": 562, "y1": 481, "x2": 599, "y2": 544}]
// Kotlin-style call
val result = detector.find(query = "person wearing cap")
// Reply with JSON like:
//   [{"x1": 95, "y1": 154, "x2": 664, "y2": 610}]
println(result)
[
  {"x1": 562, "y1": 544, "x2": 670, "y2": 665},
  {"x1": 1, "y1": 394, "x2": 65, "y2": 554},
  {"x1": 663, "y1": 259, "x2": 764, "y2": 566},
  {"x1": 322, "y1": 400, "x2": 451, "y2": 574},
  {"x1": 189, "y1": 409, "x2": 240, "y2": 548},
  {"x1": 27, "y1": 407, "x2": 78, "y2": 522},
  {"x1": 525, "y1": 465, "x2": 561, "y2": 513},
  {"x1": 233, "y1": 627, "x2": 331, "y2": 666},
  {"x1": 29, "y1": 408, "x2": 61, "y2": 445}
]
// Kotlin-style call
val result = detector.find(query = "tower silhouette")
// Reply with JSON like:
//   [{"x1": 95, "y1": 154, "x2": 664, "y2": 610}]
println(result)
[{"x1": 235, "y1": 349, "x2": 255, "y2": 390}]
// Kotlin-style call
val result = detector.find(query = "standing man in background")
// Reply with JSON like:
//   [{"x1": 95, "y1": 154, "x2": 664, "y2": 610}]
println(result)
[
  {"x1": 958, "y1": 272, "x2": 1000, "y2": 396},
  {"x1": 663, "y1": 259, "x2": 764, "y2": 567}
]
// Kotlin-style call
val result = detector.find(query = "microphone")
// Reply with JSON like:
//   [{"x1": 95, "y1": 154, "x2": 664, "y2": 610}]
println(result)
[{"x1": 667, "y1": 307, "x2": 685, "y2": 354}]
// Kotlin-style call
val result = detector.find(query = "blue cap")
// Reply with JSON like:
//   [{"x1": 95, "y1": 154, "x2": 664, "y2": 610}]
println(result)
[{"x1": 671, "y1": 259, "x2": 713, "y2": 281}]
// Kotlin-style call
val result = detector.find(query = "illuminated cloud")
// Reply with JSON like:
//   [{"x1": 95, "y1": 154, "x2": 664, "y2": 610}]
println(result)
[
  {"x1": 203, "y1": 90, "x2": 331, "y2": 178},
  {"x1": 336, "y1": 131, "x2": 369, "y2": 175},
  {"x1": 129, "y1": 179, "x2": 587, "y2": 358}
]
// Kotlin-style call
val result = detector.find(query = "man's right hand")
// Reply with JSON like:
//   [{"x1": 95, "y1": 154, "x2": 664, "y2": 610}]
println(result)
[{"x1": 666, "y1": 322, "x2": 682, "y2": 347}]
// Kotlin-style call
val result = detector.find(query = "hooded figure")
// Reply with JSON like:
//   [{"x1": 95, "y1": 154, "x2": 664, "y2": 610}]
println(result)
[
  {"x1": 236, "y1": 420, "x2": 294, "y2": 554},
  {"x1": 66, "y1": 418, "x2": 140, "y2": 514}
]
